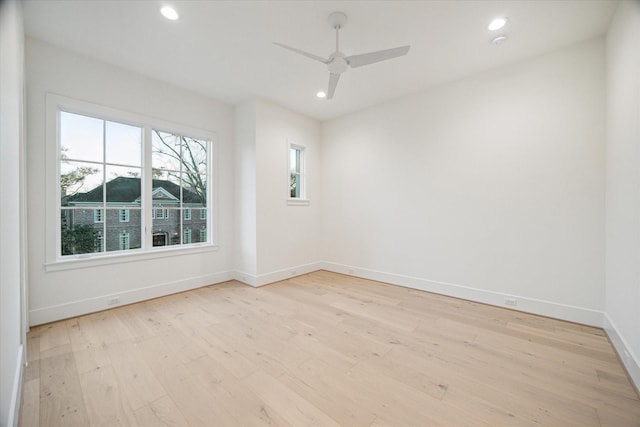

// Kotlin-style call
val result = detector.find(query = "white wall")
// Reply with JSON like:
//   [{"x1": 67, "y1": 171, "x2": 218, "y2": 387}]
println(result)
[
  {"x1": 321, "y1": 38, "x2": 606, "y2": 325},
  {"x1": 0, "y1": 1, "x2": 26, "y2": 425},
  {"x1": 255, "y1": 99, "x2": 321, "y2": 280},
  {"x1": 233, "y1": 98, "x2": 321, "y2": 285},
  {"x1": 234, "y1": 100, "x2": 258, "y2": 277},
  {"x1": 25, "y1": 39, "x2": 235, "y2": 325},
  {"x1": 604, "y1": 0, "x2": 640, "y2": 389}
]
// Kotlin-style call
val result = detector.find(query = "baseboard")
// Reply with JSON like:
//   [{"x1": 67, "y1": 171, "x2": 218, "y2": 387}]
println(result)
[
  {"x1": 603, "y1": 313, "x2": 640, "y2": 392},
  {"x1": 319, "y1": 261, "x2": 605, "y2": 327},
  {"x1": 29, "y1": 271, "x2": 234, "y2": 326},
  {"x1": 7, "y1": 344, "x2": 24, "y2": 427},
  {"x1": 233, "y1": 262, "x2": 323, "y2": 287}
]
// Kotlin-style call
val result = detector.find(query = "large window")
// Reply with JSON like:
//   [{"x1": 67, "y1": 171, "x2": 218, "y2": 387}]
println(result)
[{"x1": 55, "y1": 102, "x2": 213, "y2": 261}]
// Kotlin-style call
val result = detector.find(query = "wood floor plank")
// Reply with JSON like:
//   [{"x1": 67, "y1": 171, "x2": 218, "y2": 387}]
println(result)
[
  {"x1": 39, "y1": 352, "x2": 90, "y2": 426},
  {"x1": 133, "y1": 395, "x2": 189, "y2": 427},
  {"x1": 18, "y1": 378, "x2": 39, "y2": 427},
  {"x1": 20, "y1": 271, "x2": 640, "y2": 426},
  {"x1": 78, "y1": 365, "x2": 133, "y2": 426},
  {"x1": 242, "y1": 370, "x2": 342, "y2": 427}
]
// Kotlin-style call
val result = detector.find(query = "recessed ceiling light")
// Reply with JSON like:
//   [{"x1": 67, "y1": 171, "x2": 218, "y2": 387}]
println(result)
[
  {"x1": 160, "y1": 6, "x2": 179, "y2": 20},
  {"x1": 316, "y1": 91, "x2": 327, "y2": 99},
  {"x1": 488, "y1": 17, "x2": 507, "y2": 31},
  {"x1": 491, "y1": 35, "x2": 507, "y2": 45}
]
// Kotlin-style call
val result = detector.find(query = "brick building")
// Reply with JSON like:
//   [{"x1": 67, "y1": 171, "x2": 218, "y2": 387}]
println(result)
[{"x1": 62, "y1": 176, "x2": 207, "y2": 254}]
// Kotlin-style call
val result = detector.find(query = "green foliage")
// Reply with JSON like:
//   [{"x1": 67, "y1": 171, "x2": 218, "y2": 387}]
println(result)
[
  {"x1": 290, "y1": 172, "x2": 298, "y2": 198},
  {"x1": 61, "y1": 224, "x2": 99, "y2": 255},
  {"x1": 60, "y1": 166, "x2": 99, "y2": 196}
]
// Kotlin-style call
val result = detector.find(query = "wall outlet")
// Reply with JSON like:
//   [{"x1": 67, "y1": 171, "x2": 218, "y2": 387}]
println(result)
[
  {"x1": 622, "y1": 349, "x2": 631, "y2": 362},
  {"x1": 504, "y1": 298, "x2": 518, "y2": 307},
  {"x1": 290, "y1": 270, "x2": 297, "y2": 276},
  {"x1": 348, "y1": 269, "x2": 355, "y2": 275},
  {"x1": 106, "y1": 297, "x2": 120, "y2": 306}
]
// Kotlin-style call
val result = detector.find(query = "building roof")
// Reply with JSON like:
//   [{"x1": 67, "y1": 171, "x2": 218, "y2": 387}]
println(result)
[{"x1": 65, "y1": 176, "x2": 204, "y2": 205}]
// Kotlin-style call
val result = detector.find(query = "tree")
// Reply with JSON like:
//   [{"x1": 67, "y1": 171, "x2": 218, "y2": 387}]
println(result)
[
  {"x1": 59, "y1": 147, "x2": 99, "y2": 197},
  {"x1": 152, "y1": 131, "x2": 207, "y2": 204},
  {"x1": 61, "y1": 224, "x2": 99, "y2": 255}
]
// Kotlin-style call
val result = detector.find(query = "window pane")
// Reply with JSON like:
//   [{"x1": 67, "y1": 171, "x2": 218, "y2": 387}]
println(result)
[
  {"x1": 105, "y1": 121, "x2": 142, "y2": 166},
  {"x1": 152, "y1": 131, "x2": 182, "y2": 172},
  {"x1": 105, "y1": 165, "x2": 142, "y2": 205},
  {"x1": 106, "y1": 208, "x2": 141, "y2": 252},
  {"x1": 290, "y1": 148, "x2": 299, "y2": 174},
  {"x1": 152, "y1": 178, "x2": 181, "y2": 207},
  {"x1": 290, "y1": 173, "x2": 299, "y2": 198},
  {"x1": 61, "y1": 208, "x2": 102, "y2": 256},
  {"x1": 182, "y1": 174, "x2": 206, "y2": 207},
  {"x1": 199, "y1": 228, "x2": 207, "y2": 243},
  {"x1": 183, "y1": 137, "x2": 207, "y2": 175},
  {"x1": 152, "y1": 208, "x2": 180, "y2": 246},
  {"x1": 61, "y1": 161, "x2": 103, "y2": 205},
  {"x1": 60, "y1": 111, "x2": 103, "y2": 163}
]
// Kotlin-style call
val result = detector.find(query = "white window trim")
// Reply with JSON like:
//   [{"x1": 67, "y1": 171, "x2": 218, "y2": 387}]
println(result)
[
  {"x1": 46, "y1": 93, "x2": 218, "y2": 270},
  {"x1": 287, "y1": 141, "x2": 310, "y2": 206}
]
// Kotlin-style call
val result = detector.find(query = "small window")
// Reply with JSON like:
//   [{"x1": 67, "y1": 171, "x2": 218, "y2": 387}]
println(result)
[
  {"x1": 94, "y1": 208, "x2": 104, "y2": 223},
  {"x1": 288, "y1": 143, "x2": 309, "y2": 205},
  {"x1": 153, "y1": 208, "x2": 169, "y2": 219},
  {"x1": 119, "y1": 209, "x2": 130, "y2": 222},
  {"x1": 289, "y1": 144, "x2": 305, "y2": 199},
  {"x1": 95, "y1": 232, "x2": 104, "y2": 252},
  {"x1": 199, "y1": 228, "x2": 207, "y2": 243},
  {"x1": 183, "y1": 209, "x2": 191, "y2": 220},
  {"x1": 184, "y1": 228, "x2": 192, "y2": 244},
  {"x1": 200, "y1": 209, "x2": 206, "y2": 220},
  {"x1": 119, "y1": 232, "x2": 130, "y2": 250}
]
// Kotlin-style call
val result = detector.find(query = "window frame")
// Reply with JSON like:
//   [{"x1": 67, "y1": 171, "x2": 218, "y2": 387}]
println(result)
[
  {"x1": 45, "y1": 94, "x2": 218, "y2": 271},
  {"x1": 287, "y1": 141, "x2": 309, "y2": 206}
]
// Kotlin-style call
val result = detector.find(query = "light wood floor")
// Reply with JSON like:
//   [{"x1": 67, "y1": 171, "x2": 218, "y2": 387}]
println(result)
[{"x1": 19, "y1": 270, "x2": 640, "y2": 426}]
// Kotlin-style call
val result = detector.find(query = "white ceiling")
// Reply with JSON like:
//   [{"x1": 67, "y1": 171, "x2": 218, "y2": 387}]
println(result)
[{"x1": 23, "y1": 0, "x2": 617, "y2": 121}]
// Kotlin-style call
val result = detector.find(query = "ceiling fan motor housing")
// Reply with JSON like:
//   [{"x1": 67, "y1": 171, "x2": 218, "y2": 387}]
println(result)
[{"x1": 327, "y1": 53, "x2": 348, "y2": 74}]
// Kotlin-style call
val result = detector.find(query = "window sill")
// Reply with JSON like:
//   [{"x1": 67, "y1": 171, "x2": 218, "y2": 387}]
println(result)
[
  {"x1": 287, "y1": 198, "x2": 310, "y2": 206},
  {"x1": 45, "y1": 243, "x2": 219, "y2": 272}
]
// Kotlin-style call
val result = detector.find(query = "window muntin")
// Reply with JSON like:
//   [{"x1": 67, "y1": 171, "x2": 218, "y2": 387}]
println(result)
[
  {"x1": 289, "y1": 144, "x2": 306, "y2": 199},
  {"x1": 57, "y1": 108, "x2": 212, "y2": 259}
]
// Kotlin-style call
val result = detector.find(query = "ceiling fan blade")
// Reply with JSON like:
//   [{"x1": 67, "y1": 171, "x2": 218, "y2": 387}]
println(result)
[
  {"x1": 273, "y1": 42, "x2": 328, "y2": 64},
  {"x1": 327, "y1": 73, "x2": 340, "y2": 99},
  {"x1": 346, "y1": 45, "x2": 410, "y2": 68}
]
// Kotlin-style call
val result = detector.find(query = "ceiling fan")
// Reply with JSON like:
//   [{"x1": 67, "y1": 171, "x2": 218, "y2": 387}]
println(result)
[{"x1": 274, "y1": 11, "x2": 410, "y2": 100}]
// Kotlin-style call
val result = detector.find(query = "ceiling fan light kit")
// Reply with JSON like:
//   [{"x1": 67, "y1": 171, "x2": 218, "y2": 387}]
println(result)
[{"x1": 274, "y1": 11, "x2": 410, "y2": 100}]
